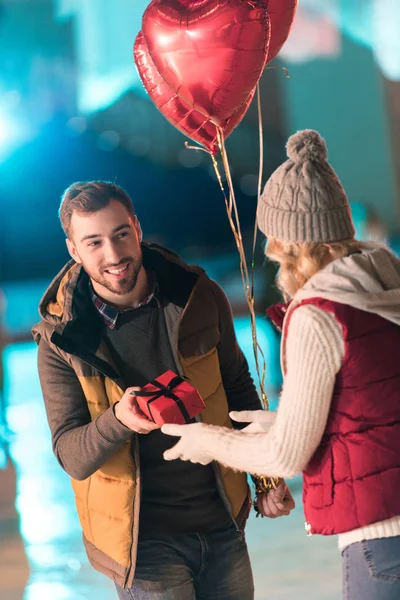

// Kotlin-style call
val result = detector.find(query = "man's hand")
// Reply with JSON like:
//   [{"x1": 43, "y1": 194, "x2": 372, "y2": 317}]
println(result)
[
  {"x1": 256, "y1": 479, "x2": 295, "y2": 519},
  {"x1": 114, "y1": 387, "x2": 160, "y2": 434}
]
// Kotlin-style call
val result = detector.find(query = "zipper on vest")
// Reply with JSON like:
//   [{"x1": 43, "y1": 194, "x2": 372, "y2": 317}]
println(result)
[
  {"x1": 124, "y1": 435, "x2": 141, "y2": 588},
  {"x1": 305, "y1": 521, "x2": 313, "y2": 536},
  {"x1": 212, "y1": 462, "x2": 243, "y2": 540},
  {"x1": 172, "y1": 281, "x2": 243, "y2": 541}
]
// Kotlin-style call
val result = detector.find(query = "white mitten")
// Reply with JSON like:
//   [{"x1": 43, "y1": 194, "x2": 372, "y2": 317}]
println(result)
[
  {"x1": 162, "y1": 422, "x2": 214, "y2": 464},
  {"x1": 230, "y1": 410, "x2": 276, "y2": 433}
]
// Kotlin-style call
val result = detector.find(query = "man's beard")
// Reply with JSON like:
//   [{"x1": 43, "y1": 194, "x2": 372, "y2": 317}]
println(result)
[{"x1": 88, "y1": 257, "x2": 143, "y2": 296}]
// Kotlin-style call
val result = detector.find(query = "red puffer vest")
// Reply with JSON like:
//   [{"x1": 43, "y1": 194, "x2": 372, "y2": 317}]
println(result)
[{"x1": 269, "y1": 297, "x2": 400, "y2": 536}]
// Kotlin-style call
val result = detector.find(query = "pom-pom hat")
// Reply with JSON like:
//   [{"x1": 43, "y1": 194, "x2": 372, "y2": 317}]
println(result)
[{"x1": 257, "y1": 130, "x2": 355, "y2": 243}]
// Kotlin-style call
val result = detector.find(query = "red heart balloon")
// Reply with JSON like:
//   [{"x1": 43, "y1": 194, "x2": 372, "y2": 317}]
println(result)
[
  {"x1": 142, "y1": 0, "x2": 270, "y2": 126},
  {"x1": 267, "y1": 0, "x2": 298, "y2": 63},
  {"x1": 134, "y1": 31, "x2": 255, "y2": 155}
]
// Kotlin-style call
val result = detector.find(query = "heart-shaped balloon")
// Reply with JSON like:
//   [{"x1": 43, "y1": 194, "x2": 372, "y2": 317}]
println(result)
[
  {"x1": 134, "y1": 31, "x2": 255, "y2": 155},
  {"x1": 142, "y1": 0, "x2": 270, "y2": 126},
  {"x1": 267, "y1": 0, "x2": 298, "y2": 62}
]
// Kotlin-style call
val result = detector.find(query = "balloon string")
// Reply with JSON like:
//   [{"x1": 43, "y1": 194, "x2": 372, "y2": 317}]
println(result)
[
  {"x1": 184, "y1": 141, "x2": 211, "y2": 154},
  {"x1": 253, "y1": 83, "x2": 280, "y2": 488},
  {"x1": 251, "y1": 83, "x2": 267, "y2": 405},
  {"x1": 211, "y1": 154, "x2": 225, "y2": 192},
  {"x1": 263, "y1": 65, "x2": 290, "y2": 78},
  {"x1": 213, "y1": 128, "x2": 268, "y2": 408},
  {"x1": 253, "y1": 83, "x2": 263, "y2": 294}
]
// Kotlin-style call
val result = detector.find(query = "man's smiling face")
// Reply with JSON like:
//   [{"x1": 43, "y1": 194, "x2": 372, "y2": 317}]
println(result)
[{"x1": 66, "y1": 199, "x2": 144, "y2": 300}]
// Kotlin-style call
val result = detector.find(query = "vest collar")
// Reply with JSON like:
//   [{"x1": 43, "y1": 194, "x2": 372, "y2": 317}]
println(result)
[{"x1": 266, "y1": 301, "x2": 291, "y2": 331}]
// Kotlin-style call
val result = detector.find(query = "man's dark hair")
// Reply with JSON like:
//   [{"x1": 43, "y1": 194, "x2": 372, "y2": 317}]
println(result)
[{"x1": 59, "y1": 181, "x2": 135, "y2": 237}]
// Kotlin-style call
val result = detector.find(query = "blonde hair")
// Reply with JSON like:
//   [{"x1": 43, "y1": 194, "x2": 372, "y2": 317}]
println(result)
[{"x1": 265, "y1": 238, "x2": 385, "y2": 300}]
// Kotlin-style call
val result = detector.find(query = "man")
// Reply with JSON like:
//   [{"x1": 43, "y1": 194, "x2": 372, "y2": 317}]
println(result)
[{"x1": 33, "y1": 181, "x2": 294, "y2": 599}]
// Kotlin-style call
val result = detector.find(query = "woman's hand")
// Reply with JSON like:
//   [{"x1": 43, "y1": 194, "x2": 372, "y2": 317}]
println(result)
[{"x1": 162, "y1": 422, "x2": 214, "y2": 464}]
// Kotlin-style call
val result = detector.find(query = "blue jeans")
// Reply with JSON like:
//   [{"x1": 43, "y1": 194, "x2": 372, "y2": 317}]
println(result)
[
  {"x1": 115, "y1": 522, "x2": 254, "y2": 600},
  {"x1": 342, "y1": 536, "x2": 400, "y2": 599}
]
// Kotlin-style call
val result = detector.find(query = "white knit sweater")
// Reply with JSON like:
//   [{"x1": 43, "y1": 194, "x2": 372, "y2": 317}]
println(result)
[{"x1": 199, "y1": 304, "x2": 400, "y2": 550}]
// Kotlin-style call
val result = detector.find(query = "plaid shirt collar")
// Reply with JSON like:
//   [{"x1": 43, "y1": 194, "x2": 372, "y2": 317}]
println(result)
[{"x1": 89, "y1": 272, "x2": 160, "y2": 330}]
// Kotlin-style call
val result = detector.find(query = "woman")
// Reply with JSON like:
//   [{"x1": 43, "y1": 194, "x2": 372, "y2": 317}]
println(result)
[{"x1": 162, "y1": 130, "x2": 400, "y2": 599}]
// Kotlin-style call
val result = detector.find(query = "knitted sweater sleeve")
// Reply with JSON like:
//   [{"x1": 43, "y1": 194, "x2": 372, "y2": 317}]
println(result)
[{"x1": 199, "y1": 305, "x2": 345, "y2": 477}]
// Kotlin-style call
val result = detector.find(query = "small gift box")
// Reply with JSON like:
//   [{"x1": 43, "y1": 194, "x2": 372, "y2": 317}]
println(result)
[{"x1": 131, "y1": 370, "x2": 205, "y2": 426}]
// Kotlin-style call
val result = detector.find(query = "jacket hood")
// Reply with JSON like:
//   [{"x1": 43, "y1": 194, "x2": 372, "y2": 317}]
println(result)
[
  {"x1": 38, "y1": 260, "x2": 81, "y2": 325},
  {"x1": 294, "y1": 247, "x2": 400, "y2": 326}
]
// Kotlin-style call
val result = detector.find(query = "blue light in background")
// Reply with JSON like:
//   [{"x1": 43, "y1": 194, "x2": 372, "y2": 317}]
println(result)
[
  {"x1": 0, "y1": 90, "x2": 31, "y2": 159},
  {"x1": 3, "y1": 342, "x2": 115, "y2": 599},
  {"x1": 286, "y1": 0, "x2": 400, "y2": 81},
  {"x1": 349, "y1": 201, "x2": 368, "y2": 240},
  {"x1": 54, "y1": 0, "x2": 150, "y2": 114},
  {"x1": 234, "y1": 316, "x2": 281, "y2": 408}
]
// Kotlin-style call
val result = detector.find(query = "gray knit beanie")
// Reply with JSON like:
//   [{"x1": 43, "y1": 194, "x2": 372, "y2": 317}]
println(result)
[{"x1": 257, "y1": 129, "x2": 355, "y2": 243}]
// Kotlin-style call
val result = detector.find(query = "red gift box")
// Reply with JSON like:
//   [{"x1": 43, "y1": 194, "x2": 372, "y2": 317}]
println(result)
[{"x1": 132, "y1": 370, "x2": 206, "y2": 426}]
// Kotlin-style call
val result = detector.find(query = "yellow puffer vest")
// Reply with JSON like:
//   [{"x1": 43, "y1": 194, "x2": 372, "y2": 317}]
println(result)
[{"x1": 74, "y1": 345, "x2": 248, "y2": 587}]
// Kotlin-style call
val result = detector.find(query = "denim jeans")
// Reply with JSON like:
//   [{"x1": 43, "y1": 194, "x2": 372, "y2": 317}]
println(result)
[
  {"x1": 115, "y1": 522, "x2": 254, "y2": 600},
  {"x1": 342, "y1": 536, "x2": 400, "y2": 600}
]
